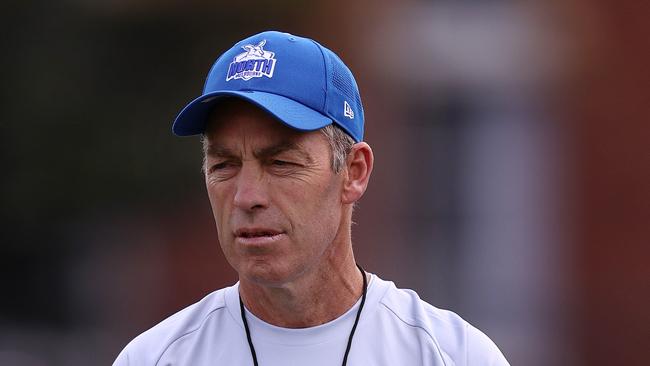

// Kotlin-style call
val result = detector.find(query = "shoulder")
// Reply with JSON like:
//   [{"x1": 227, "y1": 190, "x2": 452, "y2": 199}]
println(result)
[
  {"x1": 372, "y1": 276, "x2": 509, "y2": 365},
  {"x1": 112, "y1": 286, "x2": 231, "y2": 366}
]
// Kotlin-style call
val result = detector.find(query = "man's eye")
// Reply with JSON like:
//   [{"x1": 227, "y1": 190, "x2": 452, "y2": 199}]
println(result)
[
  {"x1": 272, "y1": 160, "x2": 291, "y2": 166},
  {"x1": 209, "y1": 162, "x2": 233, "y2": 172}
]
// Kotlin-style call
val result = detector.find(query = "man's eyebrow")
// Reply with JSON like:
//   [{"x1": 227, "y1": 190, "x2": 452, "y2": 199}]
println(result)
[
  {"x1": 203, "y1": 141, "x2": 314, "y2": 163},
  {"x1": 254, "y1": 141, "x2": 314, "y2": 164},
  {"x1": 204, "y1": 145, "x2": 236, "y2": 158}
]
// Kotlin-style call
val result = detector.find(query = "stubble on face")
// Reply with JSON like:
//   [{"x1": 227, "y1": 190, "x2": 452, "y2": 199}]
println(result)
[{"x1": 202, "y1": 100, "x2": 346, "y2": 288}]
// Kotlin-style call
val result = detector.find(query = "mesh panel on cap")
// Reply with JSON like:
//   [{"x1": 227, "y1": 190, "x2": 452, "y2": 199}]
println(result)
[{"x1": 329, "y1": 53, "x2": 362, "y2": 110}]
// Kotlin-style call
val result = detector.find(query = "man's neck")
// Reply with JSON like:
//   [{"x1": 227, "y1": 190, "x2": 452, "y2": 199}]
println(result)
[{"x1": 238, "y1": 255, "x2": 364, "y2": 328}]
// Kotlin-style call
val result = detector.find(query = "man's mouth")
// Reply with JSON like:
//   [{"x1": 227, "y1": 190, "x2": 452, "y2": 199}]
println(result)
[
  {"x1": 235, "y1": 228, "x2": 282, "y2": 237},
  {"x1": 234, "y1": 228, "x2": 284, "y2": 244}
]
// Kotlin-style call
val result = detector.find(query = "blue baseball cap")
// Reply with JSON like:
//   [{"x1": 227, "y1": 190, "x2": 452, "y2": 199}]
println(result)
[{"x1": 172, "y1": 31, "x2": 364, "y2": 142}]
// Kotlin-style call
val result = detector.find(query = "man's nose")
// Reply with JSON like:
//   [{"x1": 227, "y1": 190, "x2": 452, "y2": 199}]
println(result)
[{"x1": 233, "y1": 164, "x2": 269, "y2": 211}]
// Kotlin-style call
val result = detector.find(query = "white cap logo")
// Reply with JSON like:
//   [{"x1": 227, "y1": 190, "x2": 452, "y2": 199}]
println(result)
[
  {"x1": 226, "y1": 40, "x2": 277, "y2": 81},
  {"x1": 344, "y1": 101, "x2": 354, "y2": 119}
]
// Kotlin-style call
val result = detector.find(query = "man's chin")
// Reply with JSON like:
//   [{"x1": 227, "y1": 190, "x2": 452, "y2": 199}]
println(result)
[{"x1": 239, "y1": 263, "x2": 297, "y2": 288}]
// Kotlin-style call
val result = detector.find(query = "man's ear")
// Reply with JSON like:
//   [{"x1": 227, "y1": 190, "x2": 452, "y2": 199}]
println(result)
[{"x1": 342, "y1": 142, "x2": 374, "y2": 204}]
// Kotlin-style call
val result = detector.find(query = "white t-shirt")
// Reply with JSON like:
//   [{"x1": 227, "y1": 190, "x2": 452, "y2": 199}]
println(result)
[{"x1": 113, "y1": 274, "x2": 509, "y2": 365}]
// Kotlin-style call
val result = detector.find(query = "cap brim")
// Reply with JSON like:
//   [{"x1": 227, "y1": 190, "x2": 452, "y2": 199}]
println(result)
[{"x1": 172, "y1": 90, "x2": 333, "y2": 136}]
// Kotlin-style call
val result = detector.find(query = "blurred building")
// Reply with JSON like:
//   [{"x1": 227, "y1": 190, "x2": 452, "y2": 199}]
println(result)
[{"x1": 1, "y1": 0, "x2": 648, "y2": 365}]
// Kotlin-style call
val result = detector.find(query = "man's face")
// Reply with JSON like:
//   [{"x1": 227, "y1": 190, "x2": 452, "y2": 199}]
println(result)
[{"x1": 203, "y1": 100, "x2": 346, "y2": 287}]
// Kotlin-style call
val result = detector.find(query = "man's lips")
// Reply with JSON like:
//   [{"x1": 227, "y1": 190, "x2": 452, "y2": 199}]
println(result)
[
  {"x1": 234, "y1": 228, "x2": 283, "y2": 237},
  {"x1": 234, "y1": 228, "x2": 285, "y2": 245}
]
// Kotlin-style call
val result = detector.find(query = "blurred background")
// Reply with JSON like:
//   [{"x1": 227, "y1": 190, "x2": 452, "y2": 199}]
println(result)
[{"x1": 1, "y1": 0, "x2": 648, "y2": 365}]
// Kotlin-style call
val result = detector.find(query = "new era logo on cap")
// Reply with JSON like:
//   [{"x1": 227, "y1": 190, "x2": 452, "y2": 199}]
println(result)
[{"x1": 344, "y1": 101, "x2": 354, "y2": 119}]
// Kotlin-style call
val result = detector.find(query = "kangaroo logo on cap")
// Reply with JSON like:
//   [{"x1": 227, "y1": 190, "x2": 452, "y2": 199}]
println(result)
[{"x1": 226, "y1": 40, "x2": 277, "y2": 81}]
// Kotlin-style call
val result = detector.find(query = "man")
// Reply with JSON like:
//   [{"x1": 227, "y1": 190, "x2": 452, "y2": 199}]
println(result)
[{"x1": 114, "y1": 31, "x2": 509, "y2": 365}]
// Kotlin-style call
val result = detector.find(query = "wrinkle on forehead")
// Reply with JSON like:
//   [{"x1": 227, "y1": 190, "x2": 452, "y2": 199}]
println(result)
[
  {"x1": 202, "y1": 98, "x2": 322, "y2": 164},
  {"x1": 204, "y1": 139, "x2": 315, "y2": 166}
]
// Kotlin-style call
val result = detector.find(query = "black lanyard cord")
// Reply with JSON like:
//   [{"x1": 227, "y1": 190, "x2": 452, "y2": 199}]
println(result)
[
  {"x1": 240, "y1": 292, "x2": 259, "y2": 365},
  {"x1": 239, "y1": 264, "x2": 368, "y2": 366}
]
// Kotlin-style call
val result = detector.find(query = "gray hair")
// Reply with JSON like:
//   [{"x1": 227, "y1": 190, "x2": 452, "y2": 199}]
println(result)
[
  {"x1": 201, "y1": 124, "x2": 355, "y2": 174},
  {"x1": 319, "y1": 124, "x2": 356, "y2": 174}
]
